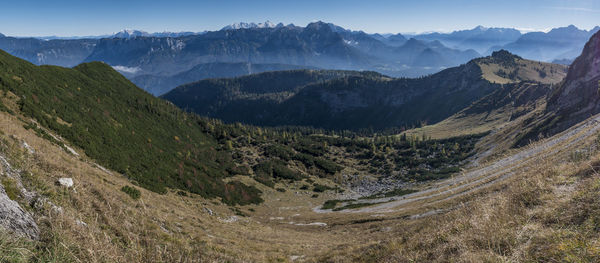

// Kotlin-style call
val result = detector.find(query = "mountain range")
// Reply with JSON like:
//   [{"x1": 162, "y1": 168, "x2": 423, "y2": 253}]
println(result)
[{"x1": 0, "y1": 22, "x2": 596, "y2": 95}]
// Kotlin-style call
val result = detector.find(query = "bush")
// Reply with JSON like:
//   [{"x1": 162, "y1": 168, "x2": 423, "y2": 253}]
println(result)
[
  {"x1": 121, "y1": 185, "x2": 141, "y2": 200},
  {"x1": 322, "y1": 199, "x2": 342, "y2": 209},
  {"x1": 254, "y1": 160, "x2": 305, "y2": 181},
  {"x1": 314, "y1": 158, "x2": 343, "y2": 175},
  {"x1": 313, "y1": 184, "x2": 334, "y2": 193},
  {"x1": 264, "y1": 145, "x2": 294, "y2": 161}
]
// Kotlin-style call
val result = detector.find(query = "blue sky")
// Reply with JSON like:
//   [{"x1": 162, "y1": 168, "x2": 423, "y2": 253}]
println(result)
[{"x1": 1, "y1": 0, "x2": 598, "y2": 36}]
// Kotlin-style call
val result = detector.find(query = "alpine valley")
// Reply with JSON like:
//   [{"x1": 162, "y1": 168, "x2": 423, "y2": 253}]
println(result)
[{"x1": 1, "y1": 17, "x2": 600, "y2": 263}]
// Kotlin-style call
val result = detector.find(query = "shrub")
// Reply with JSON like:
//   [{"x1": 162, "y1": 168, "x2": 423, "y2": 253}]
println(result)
[
  {"x1": 121, "y1": 185, "x2": 141, "y2": 200},
  {"x1": 264, "y1": 145, "x2": 294, "y2": 161},
  {"x1": 1, "y1": 178, "x2": 19, "y2": 201},
  {"x1": 254, "y1": 160, "x2": 305, "y2": 181},
  {"x1": 313, "y1": 184, "x2": 334, "y2": 193},
  {"x1": 321, "y1": 199, "x2": 342, "y2": 209}
]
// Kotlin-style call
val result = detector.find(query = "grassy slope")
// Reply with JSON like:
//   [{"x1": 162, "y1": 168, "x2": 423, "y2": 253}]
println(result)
[
  {"x1": 477, "y1": 51, "x2": 568, "y2": 85},
  {"x1": 401, "y1": 52, "x2": 567, "y2": 142},
  {"x1": 345, "y1": 128, "x2": 600, "y2": 262}
]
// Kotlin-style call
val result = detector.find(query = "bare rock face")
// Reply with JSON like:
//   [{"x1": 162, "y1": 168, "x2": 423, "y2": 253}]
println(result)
[
  {"x1": 545, "y1": 30, "x2": 600, "y2": 132},
  {"x1": 0, "y1": 183, "x2": 39, "y2": 240}
]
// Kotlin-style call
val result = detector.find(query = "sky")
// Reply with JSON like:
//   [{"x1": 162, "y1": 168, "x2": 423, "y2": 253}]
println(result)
[{"x1": 0, "y1": 0, "x2": 598, "y2": 37}]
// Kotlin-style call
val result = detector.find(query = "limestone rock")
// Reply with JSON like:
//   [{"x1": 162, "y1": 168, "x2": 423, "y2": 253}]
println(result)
[{"x1": 0, "y1": 183, "x2": 39, "y2": 240}]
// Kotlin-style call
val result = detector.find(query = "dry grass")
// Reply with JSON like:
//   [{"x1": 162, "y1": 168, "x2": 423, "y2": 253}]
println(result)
[
  {"x1": 477, "y1": 58, "x2": 567, "y2": 85},
  {"x1": 321, "y1": 134, "x2": 600, "y2": 262}
]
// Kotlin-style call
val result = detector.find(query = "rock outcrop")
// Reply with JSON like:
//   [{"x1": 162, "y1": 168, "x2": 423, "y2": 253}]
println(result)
[
  {"x1": 0, "y1": 154, "x2": 40, "y2": 240},
  {"x1": 545, "y1": 30, "x2": 600, "y2": 133},
  {"x1": 515, "y1": 30, "x2": 600, "y2": 146},
  {"x1": 0, "y1": 183, "x2": 39, "y2": 240}
]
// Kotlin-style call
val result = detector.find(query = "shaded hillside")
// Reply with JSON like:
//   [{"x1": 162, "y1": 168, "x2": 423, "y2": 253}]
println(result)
[
  {"x1": 403, "y1": 81, "x2": 552, "y2": 141},
  {"x1": 161, "y1": 69, "x2": 386, "y2": 115},
  {"x1": 516, "y1": 30, "x2": 600, "y2": 146},
  {"x1": 163, "y1": 51, "x2": 566, "y2": 131}
]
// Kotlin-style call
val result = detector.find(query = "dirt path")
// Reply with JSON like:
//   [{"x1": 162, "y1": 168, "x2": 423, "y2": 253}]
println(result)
[{"x1": 315, "y1": 115, "x2": 600, "y2": 214}]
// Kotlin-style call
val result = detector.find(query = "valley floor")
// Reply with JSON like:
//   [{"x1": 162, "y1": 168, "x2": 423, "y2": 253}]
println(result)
[{"x1": 3, "y1": 105, "x2": 600, "y2": 262}]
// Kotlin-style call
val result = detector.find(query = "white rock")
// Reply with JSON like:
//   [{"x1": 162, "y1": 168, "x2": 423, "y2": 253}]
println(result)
[
  {"x1": 294, "y1": 222, "x2": 327, "y2": 226},
  {"x1": 22, "y1": 141, "x2": 35, "y2": 154},
  {"x1": 57, "y1": 178, "x2": 73, "y2": 188},
  {"x1": 203, "y1": 207, "x2": 214, "y2": 216},
  {"x1": 75, "y1": 220, "x2": 87, "y2": 227}
]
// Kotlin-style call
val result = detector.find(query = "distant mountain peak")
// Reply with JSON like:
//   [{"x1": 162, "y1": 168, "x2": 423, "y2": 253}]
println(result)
[
  {"x1": 221, "y1": 21, "x2": 282, "y2": 30},
  {"x1": 306, "y1": 21, "x2": 328, "y2": 29},
  {"x1": 112, "y1": 29, "x2": 150, "y2": 38},
  {"x1": 548, "y1": 25, "x2": 582, "y2": 34},
  {"x1": 404, "y1": 38, "x2": 426, "y2": 47},
  {"x1": 491, "y1": 49, "x2": 521, "y2": 60},
  {"x1": 0, "y1": 33, "x2": 4, "y2": 37}
]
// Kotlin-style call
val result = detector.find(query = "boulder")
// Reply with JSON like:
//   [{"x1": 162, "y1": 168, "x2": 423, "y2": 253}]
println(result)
[{"x1": 57, "y1": 178, "x2": 74, "y2": 188}]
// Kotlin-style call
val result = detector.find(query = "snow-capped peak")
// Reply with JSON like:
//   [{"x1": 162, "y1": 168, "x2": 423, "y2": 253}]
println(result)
[
  {"x1": 112, "y1": 29, "x2": 150, "y2": 38},
  {"x1": 474, "y1": 25, "x2": 488, "y2": 31},
  {"x1": 221, "y1": 21, "x2": 283, "y2": 31}
]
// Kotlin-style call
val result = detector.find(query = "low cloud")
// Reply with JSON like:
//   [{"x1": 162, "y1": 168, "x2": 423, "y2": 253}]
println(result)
[
  {"x1": 112, "y1": 65, "x2": 141, "y2": 74},
  {"x1": 548, "y1": 6, "x2": 600, "y2": 13}
]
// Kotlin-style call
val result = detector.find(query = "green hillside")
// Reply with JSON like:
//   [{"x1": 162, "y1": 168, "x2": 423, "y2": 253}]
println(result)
[{"x1": 0, "y1": 50, "x2": 262, "y2": 205}]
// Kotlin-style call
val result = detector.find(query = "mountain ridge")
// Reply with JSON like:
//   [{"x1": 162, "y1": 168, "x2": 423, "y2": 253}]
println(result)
[{"x1": 162, "y1": 50, "x2": 567, "y2": 130}]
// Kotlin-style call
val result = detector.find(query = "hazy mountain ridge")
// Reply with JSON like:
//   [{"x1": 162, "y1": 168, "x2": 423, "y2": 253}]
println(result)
[
  {"x1": 0, "y1": 36, "x2": 97, "y2": 67},
  {"x1": 0, "y1": 23, "x2": 594, "y2": 95},
  {"x1": 412, "y1": 26, "x2": 522, "y2": 53},
  {"x1": 492, "y1": 25, "x2": 600, "y2": 62}
]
